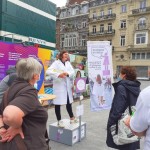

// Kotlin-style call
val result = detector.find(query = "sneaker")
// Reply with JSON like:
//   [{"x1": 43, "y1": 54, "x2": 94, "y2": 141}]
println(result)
[
  {"x1": 70, "y1": 118, "x2": 79, "y2": 124},
  {"x1": 58, "y1": 120, "x2": 65, "y2": 128}
]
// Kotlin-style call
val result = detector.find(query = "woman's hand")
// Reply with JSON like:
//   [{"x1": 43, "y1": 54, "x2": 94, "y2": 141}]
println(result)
[
  {"x1": 124, "y1": 116, "x2": 131, "y2": 127},
  {"x1": 0, "y1": 127, "x2": 24, "y2": 142},
  {"x1": 124, "y1": 116, "x2": 146, "y2": 137},
  {"x1": 0, "y1": 127, "x2": 8, "y2": 142},
  {"x1": 58, "y1": 73, "x2": 67, "y2": 78}
]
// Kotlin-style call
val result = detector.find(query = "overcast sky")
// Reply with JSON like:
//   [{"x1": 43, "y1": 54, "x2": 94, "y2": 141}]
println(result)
[{"x1": 49, "y1": 0, "x2": 67, "y2": 7}]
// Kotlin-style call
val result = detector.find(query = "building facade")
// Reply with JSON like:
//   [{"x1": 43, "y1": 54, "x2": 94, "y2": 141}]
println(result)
[
  {"x1": 89, "y1": 0, "x2": 150, "y2": 78},
  {"x1": 0, "y1": 0, "x2": 56, "y2": 50},
  {"x1": 57, "y1": 0, "x2": 89, "y2": 55}
]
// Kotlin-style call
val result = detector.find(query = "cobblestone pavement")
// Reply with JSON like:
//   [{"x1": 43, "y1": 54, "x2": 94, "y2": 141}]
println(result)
[{"x1": 47, "y1": 80, "x2": 150, "y2": 150}]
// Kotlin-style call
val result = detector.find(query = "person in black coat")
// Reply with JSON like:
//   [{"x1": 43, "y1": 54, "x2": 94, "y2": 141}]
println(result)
[{"x1": 106, "y1": 66, "x2": 141, "y2": 150}]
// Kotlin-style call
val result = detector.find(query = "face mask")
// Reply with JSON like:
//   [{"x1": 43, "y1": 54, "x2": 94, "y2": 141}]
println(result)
[
  {"x1": 34, "y1": 83, "x2": 38, "y2": 89},
  {"x1": 117, "y1": 76, "x2": 122, "y2": 81}
]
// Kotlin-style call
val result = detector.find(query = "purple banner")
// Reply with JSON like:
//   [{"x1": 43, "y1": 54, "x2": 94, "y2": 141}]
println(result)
[{"x1": 0, "y1": 41, "x2": 38, "y2": 80}]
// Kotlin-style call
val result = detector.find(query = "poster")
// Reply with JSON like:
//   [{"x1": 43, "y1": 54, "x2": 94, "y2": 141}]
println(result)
[
  {"x1": 87, "y1": 41, "x2": 113, "y2": 111},
  {"x1": 0, "y1": 41, "x2": 51, "y2": 93}
]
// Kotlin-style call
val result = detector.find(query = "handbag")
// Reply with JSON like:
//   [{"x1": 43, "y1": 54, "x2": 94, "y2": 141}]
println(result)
[
  {"x1": 110, "y1": 88, "x2": 140, "y2": 145},
  {"x1": 110, "y1": 106, "x2": 139, "y2": 145},
  {"x1": 0, "y1": 87, "x2": 27, "y2": 150}
]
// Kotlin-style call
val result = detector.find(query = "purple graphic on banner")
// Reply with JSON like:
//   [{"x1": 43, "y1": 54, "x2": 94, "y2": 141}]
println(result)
[{"x1": 75, "y1": 77, "x2": 86, "y2": 93}]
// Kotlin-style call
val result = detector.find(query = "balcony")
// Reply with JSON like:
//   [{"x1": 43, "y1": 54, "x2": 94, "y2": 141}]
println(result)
[
  {"x1": 132, "y1": 7, "x2": 150, "y2": 15},
  {"x1": 63, "y1": 46, "x2": 87, "y2": 52},
  {"x1": 89, "y1": 14, "x2": 116, "y2": 23},
  {"x1": 89, "y1": 29, "x2": 115, "y2": 37},
  {"x1": 127, "y1": 44, "x2": 150, "y2": 51},
  {"x1": 78, "y1": 46, "x2": 87, "y2": 50},
  {"x1": 135, "y1": 23, "x2": 149, "y2": 31}
]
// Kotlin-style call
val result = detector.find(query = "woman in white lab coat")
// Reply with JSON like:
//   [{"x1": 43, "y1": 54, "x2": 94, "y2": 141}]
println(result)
[{"x1": 46, "y1": 50, "x2": 77, "y2": 128}]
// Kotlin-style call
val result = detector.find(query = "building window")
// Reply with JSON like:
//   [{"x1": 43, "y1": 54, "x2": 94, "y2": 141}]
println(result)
[
  {"x1": 64, "y1": 35, "x2": 68, "y2": 47},
  {"x1": 100, "y1": 24, "x2": 104, "y2": 33},
  {"x1": 61, "y1": 23, "x2": 65, "y2": 31},
  {"x1": 140, "y1": 0, "x2": 146, "y2": 9},
  {"x1": 76, "y1": 9, "x2": 79, "y2": 14},
  {"x1": 82, "y1": 21, "x2": 87, "y2": 28},
  {"x1": 138, "y1": 17, "x2": 146, "y2": 29},
  {"x1": 73, "y1": 35, "x2": 77, "y2": 46},
  {"x1": 82, "y1": 5, "x2": 88, "y2": 14},
  {"x1": 82, "y1": 39, "x2": 86, "y2": 46},
  {"x1": 100, "y1": 10, "x2": 104, "y2": 17},
  {"x1": 93, "y1": 25, "x2": 96, "y2": 33},
  {"x1": 108, "y1": 8, "x2": 112, "y2": 15},
  {"x1": 61, "y1": 38, "x2": 64, "y2": 48},
  {"x1": 132, "y1": 52, "x2": 150, "y2": 60},
  {"x1": 141, "y1": 53, "x2": 146, "y2": 59},
  {"x1": 121, "y1": 5, "x2": 127, "y2": 13},
  {"x1": 147, "y1": 53, "x2": 150, "y2": 59},
  {"x1": 132, "y1": 53, "x2": 136, "y2": 60},
  {"x1": 120, "y1": 20, "x2": 126, "y2": 28},
  {"x1": 135, "y1": 33, "x2": 147, "y2": 44},
  {"x1": 93, "y1": 12, "x2": 97, "y2": 19},
  {"x1": 120, "y1": 35, "x2": 125, "y2": 46},
  {"x1": 108, "y1": 23, "x2": 112, "y2": 32}
]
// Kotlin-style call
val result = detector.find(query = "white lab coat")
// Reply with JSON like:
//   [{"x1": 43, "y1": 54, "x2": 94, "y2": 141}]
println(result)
[{"x1": 46, "y1": 59, "x2": 75, "y2": 105}]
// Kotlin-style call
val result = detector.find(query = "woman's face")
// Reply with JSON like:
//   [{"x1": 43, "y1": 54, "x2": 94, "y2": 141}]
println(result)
[{"x1": 62, "y1": 52, "x2": 69, "y2": 61}]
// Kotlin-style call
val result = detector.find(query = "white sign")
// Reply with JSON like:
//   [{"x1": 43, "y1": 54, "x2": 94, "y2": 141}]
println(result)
[
  {"x1": 28, "y1": 37, "x2": 46, "y2": 45},
  {"x1": 76, "y1": 104, "x2": 84, "y2": 117},
  {"x1": 77, "y1": 79, "x2": 85, "y2": 91}
]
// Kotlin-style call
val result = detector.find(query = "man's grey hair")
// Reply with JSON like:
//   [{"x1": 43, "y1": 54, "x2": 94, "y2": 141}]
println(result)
[{"x1": 16, "y1": 57, "x2": 43, "y2": 81}]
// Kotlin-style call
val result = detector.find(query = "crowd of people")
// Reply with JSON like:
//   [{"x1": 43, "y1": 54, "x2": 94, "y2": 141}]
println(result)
[{"x1": 0, "y1": 51, "x2": 149, "y2": 150}]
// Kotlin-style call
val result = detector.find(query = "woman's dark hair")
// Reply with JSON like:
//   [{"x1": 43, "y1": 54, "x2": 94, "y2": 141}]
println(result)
[
  {"x1": 120, "y1": 66, "x2": 137, "y2": 81},
  {"x1": 76, "y1": 70, "x2": 81, "y2": 78},
  {"x1": 58, "y1": 50, "x2": 68, "y2": 61}
]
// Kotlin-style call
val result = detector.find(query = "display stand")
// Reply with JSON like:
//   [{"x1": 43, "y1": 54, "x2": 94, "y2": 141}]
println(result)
[
  {"x1": 75, "y1": 77, "x2": 86, "y2": 142},
  {"x1": 49, "y1": 119, "x2": 86, "y2": 146}
]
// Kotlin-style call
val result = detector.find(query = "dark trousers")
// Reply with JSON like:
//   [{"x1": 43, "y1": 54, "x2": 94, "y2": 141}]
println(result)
[{"x1": 55, "y1": 95, "x2": 74, "y2": 121}]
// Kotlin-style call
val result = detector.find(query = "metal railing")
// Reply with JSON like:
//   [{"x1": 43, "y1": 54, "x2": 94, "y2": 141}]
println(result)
[
  {"x1": 132, "y1": 7, "x2": 150, "y2": 14},
  {"x1": 89, "y1": 13, "x2": 116, "y2": 22},
  {"x1": 89, "y1": 29, "x2": 115, "y2": 36}
]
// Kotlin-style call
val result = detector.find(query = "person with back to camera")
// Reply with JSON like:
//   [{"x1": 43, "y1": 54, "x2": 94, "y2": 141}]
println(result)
[
  {"x1": 46, "y1": 50, "x2": 78, "y2": 128},
  {"x1": 0, "y1": 57, "x2": 49, "y2": 150},
  {"x1": 0, "y1": 67, "x2": 17, "y2": 104},
  {"x1": 106, "y1": 66, "x2": 141, "y2": 150}
]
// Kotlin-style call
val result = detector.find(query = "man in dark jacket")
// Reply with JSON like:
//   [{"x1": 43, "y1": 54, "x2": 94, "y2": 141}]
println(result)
[{"x1": 106, "y1": 66, "x2": 141, "y2": 150}]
